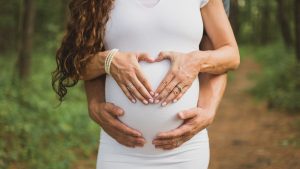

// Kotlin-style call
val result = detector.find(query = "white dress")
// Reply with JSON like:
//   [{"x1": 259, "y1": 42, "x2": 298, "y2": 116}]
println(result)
[{"x1": 97, "y1": 0, "x2": 210, "y2": 168}]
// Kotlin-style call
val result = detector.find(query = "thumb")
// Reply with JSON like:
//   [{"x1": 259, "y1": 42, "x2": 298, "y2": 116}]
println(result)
[
  {"x1": 105, "y1": 102, "x2": 125, "y2": 116},
  {"x1": 155, "y1": 51, "x2": 172, "y2": 62},
  {"x1": 137, "y1": 52, "x2": 154, "y2": 63},
  {"x1": 177, "y1": 108, "x2": 198, "y2": 120}
]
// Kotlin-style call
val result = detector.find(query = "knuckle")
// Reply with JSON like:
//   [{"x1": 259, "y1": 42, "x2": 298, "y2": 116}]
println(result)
[
  {"x1": 166, "y1": 87, "x2": 172, "y2": 93},
  {"x1": 136, "y1": 85, "x2": 143, "y2": 91},
  {"x1": 103, "y1": 104, "x2": 109, "y2": 110}
]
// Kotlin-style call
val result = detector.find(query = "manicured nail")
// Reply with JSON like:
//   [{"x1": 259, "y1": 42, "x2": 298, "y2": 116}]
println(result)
[
  {"x1": 173, "y1": 99, "x2": 178, "y2": 103},
  {"x1": 150, "y1": 91, "x2": 155, "y2": 96},
  {"x1": 149, "y1": 98, "x2": 154, "y2": 103},
  {"x1": 131, "y1": 99, "x2": 136, "y2": 103},
  {"x1": 143, "y1": 100, "x2": 149, "y2": 104},
  {"x1": 154, "y1": 93, "x2": 159, "y2": 97},
  {"x1": 161, "y1": 102, "x2": 167, "y2": 106},
  {"x1": 154, "y1": 99, "x2": 160, "y2": 104},
  {"x1": 178, "y1": 112, "x2": 184, "y2": 118}
]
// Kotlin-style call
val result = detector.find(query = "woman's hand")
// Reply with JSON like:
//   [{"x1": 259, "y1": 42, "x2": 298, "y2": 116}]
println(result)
[
  {"x1": 110, "y1": 51, "x2": 155, "y2": 104},
  {"x1": 88, "y1": 101, "x2": 146, "y2": 148},
  {"x1": 152, "y1": 107, "x2": 214, "y2": 150},
  {"x1": 153, "y1": 51, "x2": 208, "y2": 106}
]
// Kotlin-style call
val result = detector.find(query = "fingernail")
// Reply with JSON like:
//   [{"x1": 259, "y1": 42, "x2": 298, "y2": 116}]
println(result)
[
  {"x1": 143, "y1": 100, "x2": 149, "y2": 104},
  {"x1": 150, "y1": 91, "x2": 155, "y2": 96},
  {"x1": 131, "y1": 99, "x2": 136, "y2": 103},
  {"x1": 154, "y1": 99, "x2": 160, "y2": 104},
  {"x1": 154, "y1": 93, "x2": 159, "y2": 97},
  {"x1": 173, "y1": 99, "x2": 178, "y2": 103},
  {"x1": 161, "y1": 102, "x2": 167, "y2": 107},
  {"x1": 149, "y1": 98, "x2": 154, "y2": 103}
]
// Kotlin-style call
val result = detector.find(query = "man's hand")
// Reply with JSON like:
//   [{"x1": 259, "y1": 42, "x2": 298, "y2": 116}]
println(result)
[
  {"x1": 152, "y1": 107, "x2": 214, "y2": 150},
  {"x1": 88, "y1": 101, "x2": 146, "y2": 148}
]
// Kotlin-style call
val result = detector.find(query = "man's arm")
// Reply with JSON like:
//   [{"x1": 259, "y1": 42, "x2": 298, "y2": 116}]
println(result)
[
  {"x1": 84, "y1": 76, "x2": 146, "y2": 148},
  {"x1": 197, "y1": 35, "x2": 227, "y2": 122},
  {"x1": 196, "y1": 0, "x2": 230, "y2": 120}
]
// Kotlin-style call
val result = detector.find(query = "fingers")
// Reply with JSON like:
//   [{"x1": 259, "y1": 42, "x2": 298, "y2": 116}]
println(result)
[
  {"x1": 111, "y1": 119, "x2": 143, "y2": 138},
  {"x1": 131, "y1": 52, "x2": 154, "y2": 103},
  {"x1": 172, "y1": 84, "x2": 189, "y2": 103},
  {"x1": 177, "y1": 108, "x2": 198, "y2": 120},
  {"x1": 138, "y1": 52, "x2": 154, "y2": 63},
  {"x1": 154, "y1": 70, "x2": 175, "y2": 99},
  {"x1": 156, "y1": 78, "x2": 179, "y2": 106},
  {"x1": 104, "y1": 102, "x2": 125, "y2": 116},
  {"x1": 119, "y1": 84, "x2": 137, "y2": 103},
  {"x1": 152, "y1": 124, "x2": 194, "y2": 150},
  {"x1": 155, "y1": 51, "x2": 173, "y2": 62},
  {"x1": 161, "y1": 82, "x2": 187, "y2": 106},
  {"x1": 127, "y1": 80, "x2": 150, "y2": 104},
  {"x1": 155, "y1": 124, "x2": 191, "y2": 139},
  {"x1": 135, "y1": 67, "x2": 155, "y2": 97},
  {"x1": 153, "y1": 135, "x2": 193, "y2": 150},
  {"x1": 110, "y1": 121, "x2": 146, "y2": 147},
  {"x1": 107, "y1": 126, "x2": 145, "y2": 148}
]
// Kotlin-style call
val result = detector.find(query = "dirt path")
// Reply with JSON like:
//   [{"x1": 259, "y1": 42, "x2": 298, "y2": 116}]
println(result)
[
  {"x1": 75, "y1": 58, "x2": 300, "y2": 169},
  {"x1": 208, "y1": 58, "x2": 300, "y2": 169}
]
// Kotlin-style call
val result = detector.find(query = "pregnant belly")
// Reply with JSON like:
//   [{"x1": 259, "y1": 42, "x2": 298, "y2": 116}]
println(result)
[{"x1": 105, "y1": 60, "x2": 200, "y2": 153}]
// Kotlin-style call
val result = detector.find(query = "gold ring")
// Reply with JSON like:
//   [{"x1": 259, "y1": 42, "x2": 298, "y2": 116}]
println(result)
[
  {"x1": 162, "y1": 80, "x2": 168, "y2": 86},
  {"x1": 175, "y1": 84, "x2": 183, "y2": 92},
  {"x1": 126, "y1": 83, "x2": 134, "y2": 90}
]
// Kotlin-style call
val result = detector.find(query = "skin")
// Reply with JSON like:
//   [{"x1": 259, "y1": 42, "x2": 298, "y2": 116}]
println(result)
[{"x1": 84, "y1": 0, "x2": 239, "y2": 148}]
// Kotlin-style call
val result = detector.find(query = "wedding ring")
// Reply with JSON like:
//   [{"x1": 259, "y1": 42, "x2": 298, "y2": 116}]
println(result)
[
  {"x1": 126, "y1": 83, "x2": 134, "y2": 90},
  {"x1": 175, "y1": 84, "x2": 183, "y2": 92},
  {"x1": 162, "y1": 80, "x2": 168, "y2": 86},
  {"x1": 173, "y1": 89, "x2": 179, "y2": 95}
]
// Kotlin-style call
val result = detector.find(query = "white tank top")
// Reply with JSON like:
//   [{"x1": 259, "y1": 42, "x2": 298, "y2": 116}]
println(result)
[{"x1": 104, "y1": 0, "x2": 209, "y2": 57}]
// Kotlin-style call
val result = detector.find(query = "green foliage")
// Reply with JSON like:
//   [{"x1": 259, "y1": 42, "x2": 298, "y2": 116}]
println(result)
[
  {"x1": 0, "y1": 51, "x2": 99, "y2": 169},
  {"x1": 247, "y1": 42, "x2": 300, "y2": 113}
]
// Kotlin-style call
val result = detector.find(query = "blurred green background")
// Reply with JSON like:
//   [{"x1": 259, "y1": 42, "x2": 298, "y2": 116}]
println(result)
[{"x1": 0, "y1": 0, "x2": 299, "y2": 169}]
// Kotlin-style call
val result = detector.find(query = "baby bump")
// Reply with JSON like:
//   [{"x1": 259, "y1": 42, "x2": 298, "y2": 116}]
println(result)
[{"x1": 105, "y1": 60, "x2": 200, "y2": 152}]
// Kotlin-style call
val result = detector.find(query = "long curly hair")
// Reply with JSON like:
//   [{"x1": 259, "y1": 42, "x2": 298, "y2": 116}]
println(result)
[{"x1": 52, "y1": 0, "x2": 115, "y2": 101}]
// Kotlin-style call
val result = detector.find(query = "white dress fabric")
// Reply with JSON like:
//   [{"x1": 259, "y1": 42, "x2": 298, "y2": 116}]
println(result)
[{"x1": 97, "y1": 0, "x2": 210, "y2": 168}]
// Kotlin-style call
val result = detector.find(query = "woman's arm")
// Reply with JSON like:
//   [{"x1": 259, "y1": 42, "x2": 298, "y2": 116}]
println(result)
[
  {"x1": 154, "y1": 0, "x2": 239, "y2": 105},
  {"x1": 197, "y1": 0, "x2": 240, "y2": 73},
  {"x1": 79, "y1": 51, "x2": 109, "y2": 81}
]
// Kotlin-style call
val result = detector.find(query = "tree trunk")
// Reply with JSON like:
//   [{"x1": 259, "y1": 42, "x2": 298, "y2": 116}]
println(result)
[
  {"x1": 296, "y1": 0, "x2": 300, "y2": 62},
  {"x1": 277, "y1": 0, "x2": 293, "y2": 47},
  {"x1": 17, "y1": 0, "x2": 36, "y2": 79},
  {"x1": 229, "y1": 0, "x2": 239, "y2": 40},
  {"x1": 260, "y1": 2, "x2": 271, "y2": 44}
]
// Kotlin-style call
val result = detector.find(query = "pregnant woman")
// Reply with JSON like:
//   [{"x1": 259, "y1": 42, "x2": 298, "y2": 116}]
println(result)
[{"x1": 52, "y1": 0, "x2": 239, "y2": 168}]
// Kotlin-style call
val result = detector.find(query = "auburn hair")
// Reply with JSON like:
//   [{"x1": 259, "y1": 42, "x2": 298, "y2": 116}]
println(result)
[{"x1": 52, "y1": 0, "x2": 115, "y2": 101}]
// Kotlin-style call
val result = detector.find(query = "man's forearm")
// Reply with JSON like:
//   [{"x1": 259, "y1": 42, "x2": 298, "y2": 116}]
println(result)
[
  {"x1": 84, "y1": 75, "x2": 106, "y2": 110},
  {"x1": 197, "y1": 35, "x2": 227, "y2": 116}
]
